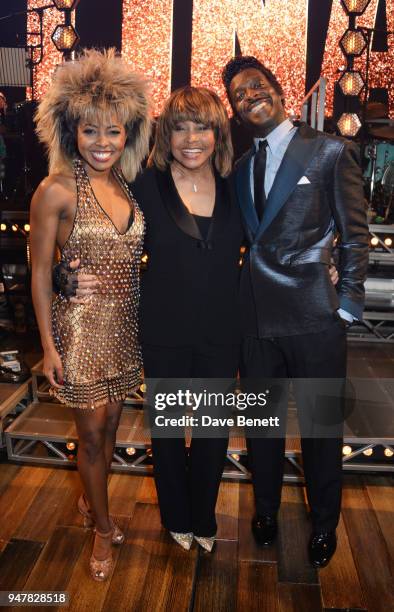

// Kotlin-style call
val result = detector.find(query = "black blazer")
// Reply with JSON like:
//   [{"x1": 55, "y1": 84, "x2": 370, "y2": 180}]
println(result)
[
  {"x1": 233, "y1": 123, "x2": 369, "y2": 338},
  {"x1": 131, "y1": 166, "x2": 245, "y2": 346}
]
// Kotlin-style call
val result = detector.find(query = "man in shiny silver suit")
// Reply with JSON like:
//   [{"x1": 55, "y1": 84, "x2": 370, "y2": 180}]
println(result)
[{"x1": 223, "y1": 56, "x2": 369, "y2": 567}]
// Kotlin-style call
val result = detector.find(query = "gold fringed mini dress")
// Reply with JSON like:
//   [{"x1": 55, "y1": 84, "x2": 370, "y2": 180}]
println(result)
[{"x1": 51, "y1": 159, "x2": 145, "y2": 409}]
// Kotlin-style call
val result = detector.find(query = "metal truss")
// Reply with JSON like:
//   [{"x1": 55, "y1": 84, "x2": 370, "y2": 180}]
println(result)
[{"x1": 4, "y1": 364, "x2": 393, "y2": 479}]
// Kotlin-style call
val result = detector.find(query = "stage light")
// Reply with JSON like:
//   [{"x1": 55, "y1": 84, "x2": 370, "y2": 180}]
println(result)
[
  {"x1": 340, "y1": 29, "x2": 368, "y2": 57},
  {"x1": 384, "y1": 448, "x2": 394, "y2": 458},
  {"x1": 343, "y1": 445, "x2": 352, "y2": 456},
  {"x1": 141, "y1": 254, "x2": 148, "y2": 264},
  {"x1": 126, "y1": 447, "x2": 136, "y2": 456},
  {"x1": 24, "y1": 224, "x2": 30, "y2": 232},
  {"x1": 231, "y1": 453, "x2": 240, "y2": 461},
  {"x1": 338, "y1": 70, "x2": 365, "y2": 96},
  {"x1": 322, "y1": 1, "x2": 393, "y2": 116},
  {"x1": 337, "y1": 113, "x2": 361, "y2": 137},
  {"x1": 53, "y1": 0, "x2": 80, "y2": 9},
  {"x1": 363, "y1": 448, "x2": 373, "y2": 456},
  {"x1": 384, "y1": 237, "x2": 393, "y2": 247},
  {"x1": 11, "y1": 224, "x2": 18, "y2": 232},
  {"x1": 27, "y1": 2, "x2": 67, "y2": 100},
  {"x1": 51, "y1": 24, "x2": 79, "y2": 52},
  {"x1": 341, "y1": 0, "x2": 372, "y2": 16},
  {"x1": 66, "y1": 441, "x2": 76, "y2": 450},
  {"x1": 370, "y1": 236, "x2": 379, "y2": 246},
  {"x1": 0, "y1": 223, "x2": 6, "y2": 232}
]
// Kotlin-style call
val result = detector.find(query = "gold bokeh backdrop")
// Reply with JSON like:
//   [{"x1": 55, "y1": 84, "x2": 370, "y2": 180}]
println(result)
[
  {"x1": 121, "y1": 0, "x2": 173, "y2": 113},
  {"x1": 28, "y1": 0, "x2": 393, "y2": 117},
  {"x1": 191, "y1": 0, "x2": 307, "y2": 115}
]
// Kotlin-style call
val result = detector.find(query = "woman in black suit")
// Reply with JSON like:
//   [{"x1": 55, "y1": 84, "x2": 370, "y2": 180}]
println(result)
[{"x1": 131, "y1": 87, "x2": 244, "y2": 551}]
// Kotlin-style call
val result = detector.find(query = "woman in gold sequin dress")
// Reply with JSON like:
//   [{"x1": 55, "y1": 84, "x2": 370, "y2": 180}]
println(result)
[{"x1": 30, "y1": 50, "x2": 151, "y2": 581}]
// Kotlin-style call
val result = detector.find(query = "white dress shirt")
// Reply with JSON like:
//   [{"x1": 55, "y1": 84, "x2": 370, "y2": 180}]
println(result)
[{"x1": 250, "y1": 118, "x2": 297, "y2": 199}]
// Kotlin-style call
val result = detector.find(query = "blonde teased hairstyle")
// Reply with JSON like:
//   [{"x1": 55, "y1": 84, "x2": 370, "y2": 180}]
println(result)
[
  {"x1": 35, "y1": 48, "x2": 151, "y2": 182},
  {"x1": 149, "y1": 86, "x2": 233, "y2": 177}
]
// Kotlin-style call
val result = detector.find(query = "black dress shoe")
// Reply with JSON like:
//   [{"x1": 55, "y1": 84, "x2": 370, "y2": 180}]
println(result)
[
  {"x1": 251, "y1": 515, "x2": 278, "y2": 546},
  {"x1": 308, "y1": 531, "x2": 337, "y2": 568}
]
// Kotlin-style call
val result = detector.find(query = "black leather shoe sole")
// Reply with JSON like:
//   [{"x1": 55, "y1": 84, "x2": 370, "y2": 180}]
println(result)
[
  {"x1": 309, "y1": 533, "x2": 337, "y2": 568},
  {"x1": 251, "y1": 516, "x2": 278, "y2": 546}
]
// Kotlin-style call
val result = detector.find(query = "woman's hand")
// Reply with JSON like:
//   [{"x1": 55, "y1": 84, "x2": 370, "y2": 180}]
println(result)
[
  {"x1": 43, "y1": 347, "x2": 64, "y2": 389},
  {"x1": 329, "y1": 265, "x2": 339, "y2": 286}
]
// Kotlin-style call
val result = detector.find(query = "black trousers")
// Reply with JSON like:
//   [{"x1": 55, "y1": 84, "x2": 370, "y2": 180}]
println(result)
[
  {"x1": 240, "y1": 318, "x2": 347, "y2": 532},
  {"x1": 142, "y1": 342, "x2": 240, "y2": 537}
]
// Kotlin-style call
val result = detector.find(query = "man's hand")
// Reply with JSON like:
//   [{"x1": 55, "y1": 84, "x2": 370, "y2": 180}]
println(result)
[
  {"x1": 65, "y1": 258, "x2": 100, "y2": 304},
  {"x1": 329, "y1": 264, "x2": 339, "y2": 286}
]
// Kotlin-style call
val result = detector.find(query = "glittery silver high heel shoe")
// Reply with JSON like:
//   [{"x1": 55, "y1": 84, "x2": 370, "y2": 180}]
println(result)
[
  {"x1": 169, "y1": 531, "x2": 193, "y2": 550},
  {"x1": 194, "y1": 535, "x2": 216, "y2": 552}
]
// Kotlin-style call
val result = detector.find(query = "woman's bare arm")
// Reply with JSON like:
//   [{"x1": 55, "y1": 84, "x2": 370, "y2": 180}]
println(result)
[{"x1": 30, "y1": 175, "x2": 74, "y2": 387}]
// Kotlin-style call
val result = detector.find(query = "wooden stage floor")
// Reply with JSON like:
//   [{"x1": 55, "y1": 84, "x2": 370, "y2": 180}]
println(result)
[
  {"x1": 0, "y1": 334, "x2": 393, "y2": 610},
  {"x1": 0, "y1": 459, "x2": 392, "y2": 612}
]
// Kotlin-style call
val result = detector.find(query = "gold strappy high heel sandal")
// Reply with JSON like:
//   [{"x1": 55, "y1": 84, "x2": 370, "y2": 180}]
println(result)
[
  {"x1": 78, "y1": 494, "x2": 125, "y2": 544},
  {"x1": 90, "y1": 529, "x2": 113, "y2": 582},
  {"x1": 77, "y1": 493, "x2": 95, "y2": 528},
  {"x1": 108, "y1": 518, "x2": 125, "y2": 545}
]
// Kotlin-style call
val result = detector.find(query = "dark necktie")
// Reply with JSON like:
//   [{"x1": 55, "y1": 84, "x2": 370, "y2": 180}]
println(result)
[{"x1": 253, "y1": 139, "x2": 268, "y2": 221}]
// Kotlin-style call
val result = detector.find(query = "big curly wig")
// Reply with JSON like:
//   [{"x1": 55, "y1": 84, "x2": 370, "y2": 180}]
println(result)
[{"x1": 35, "y1": 48, "x2": 152, "y2": 182}]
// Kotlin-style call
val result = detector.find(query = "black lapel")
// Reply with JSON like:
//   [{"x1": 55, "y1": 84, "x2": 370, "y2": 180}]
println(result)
[
  {"x1": 155, "y1": 167, "x2": 203, "y2": 241},
  {"x1": 256, "y1": 124, "x2": 323, "y2": 240},
  {"x1": 155, "y1": 166, "x2": 226, "y2": 248},
  {"x1": 235, "y1": 149, "x2": 259, "y2": 239}
]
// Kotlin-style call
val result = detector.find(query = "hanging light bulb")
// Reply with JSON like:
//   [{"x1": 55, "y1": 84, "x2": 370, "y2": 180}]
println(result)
[
  {"x1": 337, "y1": 113, "x2": 361, "y2": 137},
  {"x1": 340, "y1": 29, "x2": 368, "y2": 57},
  {"x1": 53, "y1": 0, "x2": 80, "y2": 9},
  {"x1": 51, "y1": 24, "x2": 79, "y2": 52},
  {"x1": 338, "y1": 71, "x2": 365, "y2": 97},
  {"x1": 341, "y1": 0, "x2": 372, "y2": 15}
]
